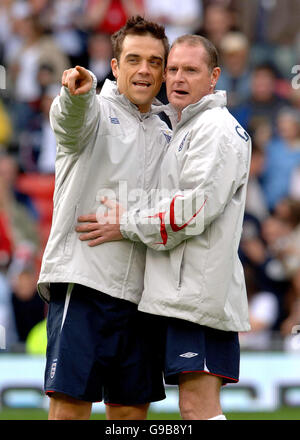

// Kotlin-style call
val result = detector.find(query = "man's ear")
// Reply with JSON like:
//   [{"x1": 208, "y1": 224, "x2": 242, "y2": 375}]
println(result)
[
  {"x1": 111, "y1": 58, "x2": 118, "y2": 79},
  {"x1": 211, "y1": 67, "x2": 221, "y2": 88}
]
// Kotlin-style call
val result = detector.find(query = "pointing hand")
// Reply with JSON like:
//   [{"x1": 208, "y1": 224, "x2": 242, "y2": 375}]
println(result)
[{"x1": 61, "y1": 65, "x2": 93, "y2": 95}]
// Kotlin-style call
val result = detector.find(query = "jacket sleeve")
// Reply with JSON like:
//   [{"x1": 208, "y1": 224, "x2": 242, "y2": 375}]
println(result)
[
  {"x1": 120, "y1": 120, "x2": 251, "y2": 250},
  {"x1": 49, "y1": 71, "x2": 99, "y2": 155}
]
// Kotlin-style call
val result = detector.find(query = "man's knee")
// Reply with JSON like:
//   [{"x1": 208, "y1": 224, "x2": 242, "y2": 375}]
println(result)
[
  {"x1": 48, "y1": 392, "x2": 92, "y2": 420},
  {"x1": 105, "y1": 403, "x2": 150, "y2": 420}
]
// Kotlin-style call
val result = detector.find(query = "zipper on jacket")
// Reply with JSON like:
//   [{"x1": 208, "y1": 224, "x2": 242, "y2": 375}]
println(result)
[
  {"x1": 139, "y1": 118, "x2": 146, "y2": 131},
  {"x1": 137, "y1": 115, "x2": 146, "y2": 196},
  {"x1": 177, "y1": 262, "x2": 183, "y2": 290},
  {"x1": 176, "y1": 241, "x2": 186, "y2": 290}
]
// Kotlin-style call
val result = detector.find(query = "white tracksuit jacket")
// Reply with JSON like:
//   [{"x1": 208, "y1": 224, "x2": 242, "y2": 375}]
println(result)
[
  {"x1": 37, "y1": 75, "x2": 171, "y2": 303},
  {"x1": 120, "y1": 91, "x2": 252, "y2": 331}
]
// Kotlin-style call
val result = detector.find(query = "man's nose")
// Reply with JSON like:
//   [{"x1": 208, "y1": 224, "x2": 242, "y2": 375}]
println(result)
[
  {"x1": 138, "y1": 60, "x2": 151, "y2": 74},
  {"x1": 174, "y1": 69, "x2": 184, "y2": 82}
]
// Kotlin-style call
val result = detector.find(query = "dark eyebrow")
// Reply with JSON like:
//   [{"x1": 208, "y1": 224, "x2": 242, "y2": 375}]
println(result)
[
  {"x1": 125, "y1": 53, "x2": 141, "y2": 59},
  {"x1": 125, "y1": 53, "x2": 163, "y2": 62}
]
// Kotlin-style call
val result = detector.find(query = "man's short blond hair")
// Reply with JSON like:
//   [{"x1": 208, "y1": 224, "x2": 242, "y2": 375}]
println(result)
[{"x1": 171, "y1": 35, "x2": 219, "y2": 72}]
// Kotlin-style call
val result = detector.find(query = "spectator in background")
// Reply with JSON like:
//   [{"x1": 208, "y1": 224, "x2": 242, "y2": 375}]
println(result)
[
  {"x1": 249, "y1": 117, "x2": 272, "y2": 151},
  {"x1": 231, "y1": 0, "x2": 300, "y2": 78},
  {"x1": 43, "y1": 0, "x2": 87, "y2": 67},
  {"x1": 239, "y1": 264, "x2": 279, "y2": 350},
  {"x1": 232, "y1": 0, "x2": 300, "y2": 47},
  {"x1": 0, "y1": 175, "x2": 14, "y2": 270},
  {"x1": 261, "y1": 108, "x2": 300, "y2": 211},
  {"x1": 0, "y1": 152, "x2": 42, "y2": 350},
  {"x1": 9, "y1": 259, "x2": 45, "y2": 347},
  {"x1": 143, "y1": 0, "x2": 202, "y2": 44},
  {"x1": 27, "y1": 0, "x2": 51, "y2": 17},
  {"x1": 0, "y1": 272, "x2": 17, "y2": 350},
  {"x1": 0, "y1": 0, "x2": 24, "y2": 68},
  {"x1": 217, "y1": 32, "x2": 251, "y2": 108},
  {"x1": 195, "y1": 3, "x2": 236, "y2": 52},
  {"x1": 37, "y1": 64, "x2": 56, "y2": 96},
  {"x1": 84, "y1": 0, "x2": 144, "y2": 35},
  {"x1": 245, "y1": 142, "x2": 269, "y2": 223},
  {"x1": 259, "y1": 199, "x2": 300, "y2": 333},
  {"x1": 0, "y1": 153, "x2": 39, "y2": 220},
  {"x1": 0, "y1": 99, "x2": 12, "y2": 148},
  {"x1": 271, "y1": 199, "x2": 300, "y2": 337},
  {"x1": 290, "y1": 88, "x2": 300, "y2": 112},
  {"x1": 231, "y1": 63, "x2": 289, "y2": 132},
  {"x1": 0, "y1": 155, "x2": 17, "y2": 350},
  {"x1": 8, "y1": 12, "x2": 70, "y2": 135},
  {"x1": 239, "y1": 202, "x2": 293, "y2": 339},
  {"x1": 282, "y1": 265, "x2": 300, "y2": 341},
  {"x1": 0, "y1": 155, "x2": 40, "y2": 278},
  {"x1": 87, "y1": 33, "x2": 114, "y2": 89},
  {"x1": 19, "y1": 84, "x2": 60, "y2": 174},
  {"x1": 36, "y1": 84, "x2": 61, "y2": 174}
]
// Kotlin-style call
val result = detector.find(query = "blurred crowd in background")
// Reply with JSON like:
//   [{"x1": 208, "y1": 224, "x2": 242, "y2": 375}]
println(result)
[{"x1": 0, "y1": 0, "x2": 300, "y2": 354}]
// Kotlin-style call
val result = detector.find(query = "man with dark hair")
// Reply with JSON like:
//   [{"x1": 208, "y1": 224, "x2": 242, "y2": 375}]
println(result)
[
  {"x1": 111, "y1": 15, "x2": 169, "y2": 65},
  {"x1": 77, "y1": 34, "x2": 251, "y2": 420},
  {"x1": 37, "y1": 16, "x2": 171, "y2": 420}
]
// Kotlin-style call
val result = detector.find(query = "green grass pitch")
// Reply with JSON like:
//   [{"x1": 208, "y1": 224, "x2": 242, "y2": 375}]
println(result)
[{"x1": 0, "y1": 407, "x2": 300, "y2": 420}]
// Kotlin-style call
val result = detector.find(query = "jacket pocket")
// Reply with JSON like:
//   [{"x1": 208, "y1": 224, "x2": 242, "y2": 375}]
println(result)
[{"x1": 170, "y1": 240, "x2": 186, "y2": 290}]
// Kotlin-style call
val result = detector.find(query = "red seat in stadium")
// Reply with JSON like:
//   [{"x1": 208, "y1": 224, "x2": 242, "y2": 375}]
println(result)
[
  {"x1": 16, "y1": 173, "x2": 55, "y2": 251},
  {"x1": 16, "y1": 173, "x2": 55, "y2": 199}
]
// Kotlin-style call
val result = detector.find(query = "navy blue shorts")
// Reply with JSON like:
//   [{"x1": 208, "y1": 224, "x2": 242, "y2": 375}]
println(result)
[
  {"x1": 44, "y1": 283, "x2": 165, "y2": 405},
  {"x1": 152, "y1": 316, "x2": 240, "y2": 385}
]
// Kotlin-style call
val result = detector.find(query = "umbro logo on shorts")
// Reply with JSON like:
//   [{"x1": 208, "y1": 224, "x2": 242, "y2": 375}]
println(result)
[
  {"x1": 50, "y1": 359, "x2": 57, "y2": 379},
  {"x1": 179, "y1": 352, "x2": 199, "y2": 358}
]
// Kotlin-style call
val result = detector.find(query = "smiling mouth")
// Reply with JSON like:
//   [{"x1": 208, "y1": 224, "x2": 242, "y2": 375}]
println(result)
[{"x1": 133, "y1": 81, "x2": 151, "y2": 88}]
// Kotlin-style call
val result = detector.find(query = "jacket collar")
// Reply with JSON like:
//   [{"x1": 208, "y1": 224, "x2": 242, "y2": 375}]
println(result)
[
  {"x1": 100, "y1": 79, "x2": 166, "y2": 118},
  {"x1": 164, "y1": 90, "x2": 227, "y2": 129}
]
